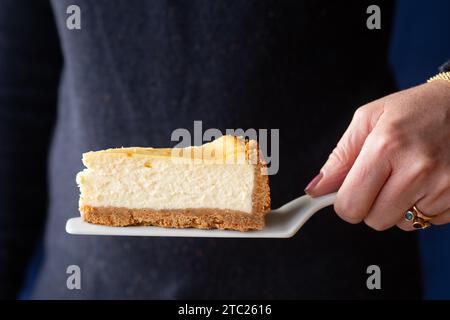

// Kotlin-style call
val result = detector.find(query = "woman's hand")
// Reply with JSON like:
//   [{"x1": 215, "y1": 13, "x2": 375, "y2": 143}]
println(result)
[{"x1": 305, "y1": 80, "x2": 450, "y2": 231}]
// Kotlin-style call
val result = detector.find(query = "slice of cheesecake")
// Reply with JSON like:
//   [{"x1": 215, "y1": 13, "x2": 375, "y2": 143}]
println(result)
[{"x1": 76, "y1": 135, "x2": 270, "y2": 231}]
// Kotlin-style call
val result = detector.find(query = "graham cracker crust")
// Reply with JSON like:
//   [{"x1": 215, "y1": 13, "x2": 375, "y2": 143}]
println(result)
[{"x1": 81, "y1": 206, "x2": 265, "y2": 231}]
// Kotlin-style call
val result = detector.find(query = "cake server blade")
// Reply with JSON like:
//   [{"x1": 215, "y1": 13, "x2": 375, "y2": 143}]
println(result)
[{"x1": 65, "y1": 193, "x2": 336, "y2": 238}]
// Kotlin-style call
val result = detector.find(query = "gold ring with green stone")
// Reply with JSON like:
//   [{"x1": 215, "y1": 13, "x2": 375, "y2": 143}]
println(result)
[{"x1": 405, "y1": 206, "x2": 432, "y2": 230}]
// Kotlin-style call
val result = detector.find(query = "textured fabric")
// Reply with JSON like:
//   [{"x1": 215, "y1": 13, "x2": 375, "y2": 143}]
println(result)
[{"x1": 0, "y1": 0, "x2": 421, "y2": 299}]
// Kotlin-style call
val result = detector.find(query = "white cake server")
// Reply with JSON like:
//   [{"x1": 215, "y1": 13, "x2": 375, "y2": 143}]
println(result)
[{"x1": 65, "y1": 192, "x2": 336, "y2": 238}]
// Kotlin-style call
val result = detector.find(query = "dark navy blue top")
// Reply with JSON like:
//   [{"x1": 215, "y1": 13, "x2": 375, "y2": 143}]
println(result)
[{"x1": 0, "y1": 0, "x2": 421, "y2": 299}]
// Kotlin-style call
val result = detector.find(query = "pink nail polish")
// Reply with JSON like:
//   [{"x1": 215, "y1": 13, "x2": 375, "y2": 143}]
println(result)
[{"x1": 304, "y1": 172, "x2": 323, "y2": 193}]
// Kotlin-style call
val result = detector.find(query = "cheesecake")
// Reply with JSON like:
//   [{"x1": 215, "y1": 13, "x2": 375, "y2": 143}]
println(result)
[{"x1": 76, "y1": 135, "x2": 270, "y2": 231}]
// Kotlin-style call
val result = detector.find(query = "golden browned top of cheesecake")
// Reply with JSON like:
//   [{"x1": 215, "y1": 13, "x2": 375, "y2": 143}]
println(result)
[{"x1": 83, "y1": 135, "x2": 261, "y2": 164}]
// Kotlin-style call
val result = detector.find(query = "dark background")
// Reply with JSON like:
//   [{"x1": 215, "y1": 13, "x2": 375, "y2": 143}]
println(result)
[{"x1": 6, "y1": 0, "x2": 450, "y2": 299}]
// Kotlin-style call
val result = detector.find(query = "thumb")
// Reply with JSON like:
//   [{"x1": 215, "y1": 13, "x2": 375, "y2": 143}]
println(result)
[{"x1": 305, "y1": 103, "x2": 383, "y2": 197}]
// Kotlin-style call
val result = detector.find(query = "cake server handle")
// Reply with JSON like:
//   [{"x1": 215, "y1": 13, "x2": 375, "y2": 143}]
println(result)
[
  {"x1": 274, "y1": 192, "x2": 337, "y2": 237},
  {"x1": 306, "y1": 192, "x2": 337, "y2": 213}
]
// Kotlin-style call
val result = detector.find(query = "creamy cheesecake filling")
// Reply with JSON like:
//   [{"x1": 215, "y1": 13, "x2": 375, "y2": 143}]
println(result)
[{"x1": 77, "y1": 156, "x2": 255, "y2": 212}]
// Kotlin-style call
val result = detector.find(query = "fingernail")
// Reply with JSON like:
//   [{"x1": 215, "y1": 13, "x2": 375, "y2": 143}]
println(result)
[{"x1": 304, "y1": 172, "x2": 323, "y2": 194}]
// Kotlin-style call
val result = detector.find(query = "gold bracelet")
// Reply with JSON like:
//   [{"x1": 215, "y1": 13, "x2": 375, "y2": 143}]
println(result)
[{"x1": 427, "y1": 71, "x2": 450, "y2": 83}]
